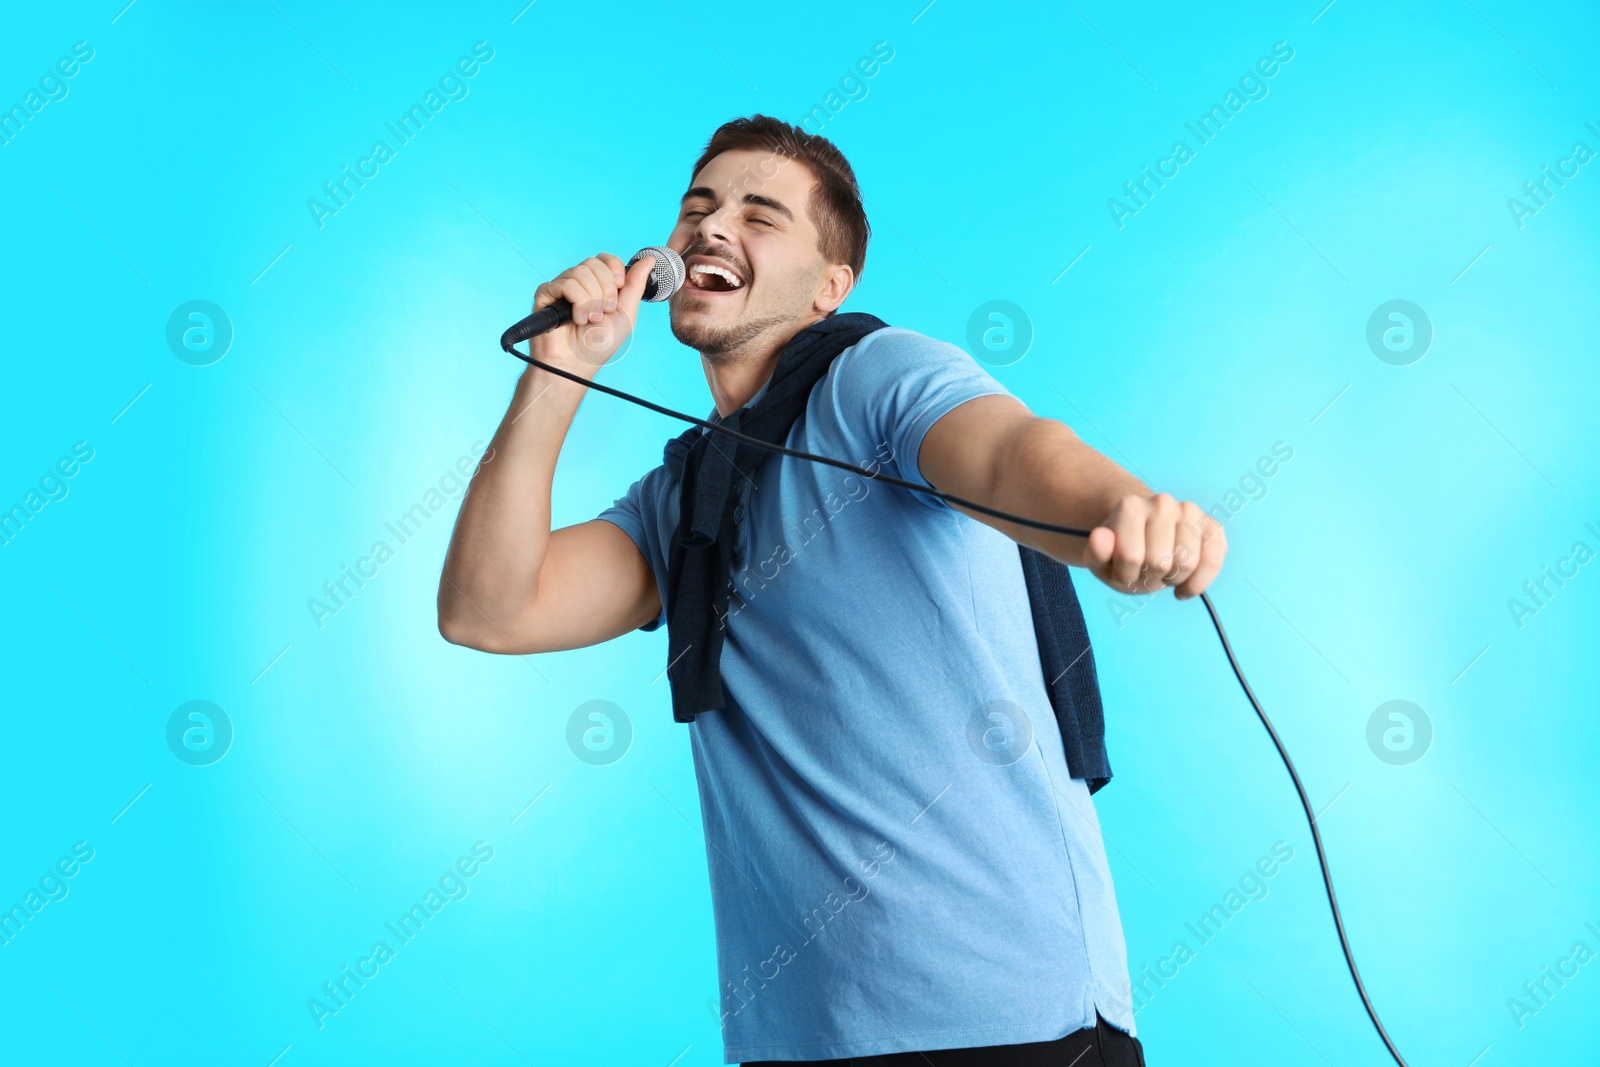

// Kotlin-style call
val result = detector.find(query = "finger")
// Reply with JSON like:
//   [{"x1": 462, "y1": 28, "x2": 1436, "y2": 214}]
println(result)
[
  {"x1": 573, "y1": 257, "x2": 654, "y2": 366},
  {"x1": 1175, "y1": 515, "x2": 1227, "y2": 600},
  {"x1": 1143, "y1": 493, "x2": 1179, "y2": 592},
  {"x1": 1166, "y1": 502, "x2": 1205, "y2": 590},
  {"x1": 1109, "y1": 497, "x2": 1147, "y2": 592},
  {"x1": 533, "y1": 271, "x2": 599, "y2": 314},
  {"x1": 578, "y1": 255, "x2": 619, "y2": 316},
  {"x1": 596, "y1": 251, "x2": 626, "y2": 289},
  {"x1": 553, "y1": 272, "x2": 604, "y2": 325}
]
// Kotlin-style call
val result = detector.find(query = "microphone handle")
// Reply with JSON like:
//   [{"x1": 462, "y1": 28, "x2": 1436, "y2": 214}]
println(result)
[{"x1": 500, "y1": 299, "x2": 574, "y2": 349}]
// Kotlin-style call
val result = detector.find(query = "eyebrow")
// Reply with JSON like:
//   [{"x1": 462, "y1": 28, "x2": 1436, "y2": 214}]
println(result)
[{"x1": 680, "y1": 186, "x2": 794, "y2": 222}]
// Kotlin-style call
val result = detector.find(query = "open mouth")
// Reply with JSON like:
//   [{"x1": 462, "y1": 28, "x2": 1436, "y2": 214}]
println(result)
[{"x1": 684, "y1": 259, "x2": 746, "y2": 296}]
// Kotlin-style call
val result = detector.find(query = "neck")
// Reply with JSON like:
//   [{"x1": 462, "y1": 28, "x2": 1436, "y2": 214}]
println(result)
[
  {"x1": 703, "y1": 351, "x2": 778, "y2": 418},
  {"x1": 701, "y1": 312, "x2": 828, "y2": 416}
]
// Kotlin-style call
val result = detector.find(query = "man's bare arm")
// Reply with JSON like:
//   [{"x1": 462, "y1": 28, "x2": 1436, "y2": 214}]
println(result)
[
  {"x1": 437, "y1": 252, "x2": 662, "y2": 653},
  {"x1": 917, "y1": 394, "x2": 1227, "y2": 599}
]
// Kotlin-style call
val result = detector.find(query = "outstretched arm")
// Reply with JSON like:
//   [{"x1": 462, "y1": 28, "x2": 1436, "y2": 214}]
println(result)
[{"x1": 916, "y1": 394, "x2": 1227, "y2": 599}]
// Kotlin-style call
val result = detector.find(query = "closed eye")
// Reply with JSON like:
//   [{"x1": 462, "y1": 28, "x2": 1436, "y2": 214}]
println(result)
[{"x1": 684, "y1": 208, "x2": 771, "y2": 228}]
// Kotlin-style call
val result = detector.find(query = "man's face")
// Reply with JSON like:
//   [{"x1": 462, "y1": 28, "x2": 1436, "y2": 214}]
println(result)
[{"x1": 666, "y1": 148, "x2": 846, "y2": 360}]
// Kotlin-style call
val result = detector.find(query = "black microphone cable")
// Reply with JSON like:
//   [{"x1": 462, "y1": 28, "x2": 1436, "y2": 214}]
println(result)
[{"x1": 500, "y1": 331, "x2": 1412, "y2": 1067}]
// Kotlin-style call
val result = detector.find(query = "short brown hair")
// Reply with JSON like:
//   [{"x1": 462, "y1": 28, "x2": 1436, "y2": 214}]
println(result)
[{"x1": 688, "y1": 114, "x2": 870, "y2": 307}]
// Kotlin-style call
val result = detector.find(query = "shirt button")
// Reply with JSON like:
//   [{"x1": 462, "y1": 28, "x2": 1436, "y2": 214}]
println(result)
[{"x1": 733, "y1": 505, "x2": 746, "y2": 523}]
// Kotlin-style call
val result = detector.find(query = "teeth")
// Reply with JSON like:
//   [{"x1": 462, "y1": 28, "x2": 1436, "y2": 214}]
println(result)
[{"x1": 690, "y1": 263, "x2": 743, "y2": 289}]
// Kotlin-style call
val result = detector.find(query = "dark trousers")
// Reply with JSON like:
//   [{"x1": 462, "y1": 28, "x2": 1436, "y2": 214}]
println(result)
[{"x1": 742, "y1": 1011, "x2": 1146, "y2": 1066}]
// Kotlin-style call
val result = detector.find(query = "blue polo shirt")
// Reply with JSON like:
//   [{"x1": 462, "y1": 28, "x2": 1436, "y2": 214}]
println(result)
[{"x1": 597, "y1": 326, "x2": 1135, "y2": 1063}]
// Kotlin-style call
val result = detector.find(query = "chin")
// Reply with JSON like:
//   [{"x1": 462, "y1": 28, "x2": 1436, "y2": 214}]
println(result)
[
  {"x1": 671, "y1": 292, "x2": 740, "y2": 333},
  {"x1": 676, "y1": 289, "x2": 743, "y2": 313}
]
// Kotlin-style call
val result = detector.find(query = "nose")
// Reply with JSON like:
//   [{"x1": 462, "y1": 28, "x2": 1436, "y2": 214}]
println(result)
[{"x1": 694, "y1": 206, "x2": 732, "y2": 247}]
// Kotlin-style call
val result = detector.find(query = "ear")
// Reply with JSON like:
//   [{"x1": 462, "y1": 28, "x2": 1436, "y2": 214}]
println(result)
[{"x1": 812, "y1": 263, "x2": 855, "y2": 315}]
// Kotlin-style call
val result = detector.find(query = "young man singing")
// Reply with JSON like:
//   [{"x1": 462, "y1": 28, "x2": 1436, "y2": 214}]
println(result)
[{"x1": 438, "y1": 115, "x2": 1226, "y2": 1065}]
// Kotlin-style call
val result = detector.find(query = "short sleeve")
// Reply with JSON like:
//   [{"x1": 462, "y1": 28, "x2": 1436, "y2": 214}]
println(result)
[
  {"x1": 828, "y1": 327, "x2": 1013, "y2": 509},
  {"x1": 595, "y1": 472, "x2": 667, "y2": 632}
]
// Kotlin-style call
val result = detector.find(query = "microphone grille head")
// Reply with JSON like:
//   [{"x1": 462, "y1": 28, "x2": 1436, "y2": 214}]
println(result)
[{"x1": 631, "y1": 245, "x2": 685, "y2": 302}]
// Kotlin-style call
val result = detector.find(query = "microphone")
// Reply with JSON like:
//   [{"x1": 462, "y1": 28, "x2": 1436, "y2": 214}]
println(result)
[{"x1": 500, "y1": 246, "x2": 685, "y2": 350}]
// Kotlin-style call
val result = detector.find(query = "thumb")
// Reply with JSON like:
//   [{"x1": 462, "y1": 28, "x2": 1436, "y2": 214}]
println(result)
[
  {"x1": 618, "y1": 254, "x2": 657, "y2": 312},
  {"x1": 1086, "y1": 526, "x2": 1115, "y2": 572}
]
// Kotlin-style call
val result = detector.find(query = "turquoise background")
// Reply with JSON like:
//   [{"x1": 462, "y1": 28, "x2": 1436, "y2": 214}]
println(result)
[{"x1": 2, "y1": 0, "x2": 1596, "y2": 1064}]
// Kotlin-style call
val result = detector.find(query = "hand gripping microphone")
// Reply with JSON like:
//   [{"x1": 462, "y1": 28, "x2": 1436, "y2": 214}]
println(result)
[{"x1": 499, "y1": 246, "x2": 686, "y2": 350}]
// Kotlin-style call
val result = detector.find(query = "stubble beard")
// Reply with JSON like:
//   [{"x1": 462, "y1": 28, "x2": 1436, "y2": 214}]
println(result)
[{"x1": 669, "y1": 290, "x2": 792, "y2": 366}]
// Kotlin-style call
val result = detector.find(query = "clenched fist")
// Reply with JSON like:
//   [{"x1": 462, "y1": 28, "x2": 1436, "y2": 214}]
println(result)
[
  {"x1": 530, "y1": 251, "x2": 657, "y2": 370},
  {"x1": 1084, "y1": 492, "x2": 1227, "y2": 600}
]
